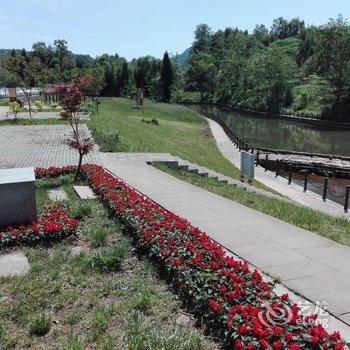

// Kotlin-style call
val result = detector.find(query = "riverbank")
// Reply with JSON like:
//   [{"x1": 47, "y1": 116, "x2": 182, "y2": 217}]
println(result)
[
  {"x1": 205, "y1": 116, "x2": 349, "y2": 217},
  {"x1": 227, "y1": 104, "x2": 350, "y2": 130},
  {"x1": 179, "y1": 101, "x2": 350, "y2": 130}
]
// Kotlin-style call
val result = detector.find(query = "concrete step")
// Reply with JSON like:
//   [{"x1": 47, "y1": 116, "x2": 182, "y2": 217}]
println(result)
[{"x1": 158, "y1": 158, "x2": 291, "y2": 202}]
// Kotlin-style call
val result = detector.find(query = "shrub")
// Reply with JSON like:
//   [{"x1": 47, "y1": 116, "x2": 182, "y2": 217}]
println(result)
[
  {"x1": 80, "y1": 100, "x2": 96, "y2": 114},
  {"x1": 50, "y1": 102, "x2": 59, "y2": 109},
  {"x1": 7, "y1": 102, "x2": 21, "y2": 119},
  {"x1": 87, "y1": 243, "x2": 127, "y2": 271},
  {"x1": 0, "y1": 99, "x2": 10, "y2": 106},
  {"x1": 99, "y1": 129, "x2": 120, "y2": 152},
  {"x1": 29, "y1": 313, "x2": 52, "y2": 336},
  {"x1": 34, "y1": 100, "x2": 45, "y2": 111}
]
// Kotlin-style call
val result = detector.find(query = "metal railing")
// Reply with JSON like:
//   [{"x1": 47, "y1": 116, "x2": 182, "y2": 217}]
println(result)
[{"x1": 206, "y1": 114, "x2": 350, "y2": 212}]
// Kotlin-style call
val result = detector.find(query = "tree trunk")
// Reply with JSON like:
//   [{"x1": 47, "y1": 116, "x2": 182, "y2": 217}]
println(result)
[
  {"x1": 28, "y1": 95, "x2": 32, "y2": 119},
  {"x1": 74, "y1": 152, "x2": 84, "y2": 183}
]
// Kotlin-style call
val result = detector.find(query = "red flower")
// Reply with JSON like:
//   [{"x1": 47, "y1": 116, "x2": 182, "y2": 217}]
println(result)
[
  {"x1": 208, "y1": 299, "x2": 222, "y2": 313},
  {"x1": 273, "y1": 340, "x2": 284, "y2": 350},
  {"x1": 237, "y1": 323, "x2": 249, "y2": 335},
  {"x1": 259, "y1": 339, "x2": 269, "y2": 349}
]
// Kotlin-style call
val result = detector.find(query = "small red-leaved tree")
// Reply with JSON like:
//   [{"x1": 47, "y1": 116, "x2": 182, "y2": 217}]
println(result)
[{"x1": 53, "y1": 76, "x2": 95, "y2": 182}]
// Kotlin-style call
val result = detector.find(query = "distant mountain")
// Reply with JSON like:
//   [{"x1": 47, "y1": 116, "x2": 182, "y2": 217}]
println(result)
[{"x1": 171, "y1": 47, "x2": 192, "y2": 68}]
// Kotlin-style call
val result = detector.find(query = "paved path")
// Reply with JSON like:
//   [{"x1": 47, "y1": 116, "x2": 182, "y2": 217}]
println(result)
[
  {"x1": 206, "y1": 117, "x2": 349, "y2": 219},
  {"x1": 100, "y1": 153, "x2": 350, "y2": 336},
  {"x1": 0, "y1": 125, "x2": 100, "y2": 169},
  {"x1": 0, "y1": 106, "x2": 9, "y2": 118}
]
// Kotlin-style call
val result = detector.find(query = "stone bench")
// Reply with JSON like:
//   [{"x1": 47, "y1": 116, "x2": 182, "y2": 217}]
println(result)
[{"x1": 0, "y1": 167, "x2": 37, "y2": 229}]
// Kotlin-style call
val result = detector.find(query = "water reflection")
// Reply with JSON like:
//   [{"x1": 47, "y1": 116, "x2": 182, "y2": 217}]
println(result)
[{"x1": 192, "y1": 105, "x2": 350, "y2": 157}]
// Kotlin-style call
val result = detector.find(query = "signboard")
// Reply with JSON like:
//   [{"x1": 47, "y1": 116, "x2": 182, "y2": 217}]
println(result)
[{"x1": 240, "y1": 151, "x2": 255, "y2": 180}]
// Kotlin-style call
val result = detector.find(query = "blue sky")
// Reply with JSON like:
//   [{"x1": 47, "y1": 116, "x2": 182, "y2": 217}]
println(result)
[{"x1": 0, "y1": 0, "x2": 349, "y2": 60}]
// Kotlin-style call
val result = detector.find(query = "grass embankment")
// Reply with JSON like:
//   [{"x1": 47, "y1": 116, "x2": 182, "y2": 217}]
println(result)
[
  {"x1": 89, "y1": 98, "x2": 241, "y2": 180},
  {"x1": 154, "y1": 162, "x2": 350, "y2": 248},
  {"x1": 0, "y1": 175, "x2": 217, "y2": 350}
]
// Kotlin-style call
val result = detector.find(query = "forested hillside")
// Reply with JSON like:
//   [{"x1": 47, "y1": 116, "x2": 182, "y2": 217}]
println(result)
[{"x1": 183, "y1": 16, "x2": 350, "y2": 121}]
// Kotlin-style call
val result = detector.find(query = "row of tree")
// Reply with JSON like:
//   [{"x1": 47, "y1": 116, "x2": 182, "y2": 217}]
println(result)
[
  {"x1": 0, "y1": 39, "x2": 175, "y2": 102},
  {"x1": 1, "y1": 15, "x2": 350, "y2": 120}
]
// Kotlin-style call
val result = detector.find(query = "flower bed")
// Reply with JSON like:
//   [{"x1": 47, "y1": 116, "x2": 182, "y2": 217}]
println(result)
[
  {"x1": 35, "y1": 165, "x2": 77, "y2": 179},
  {"x1": 0, "y1": 204, "x2": 78, "y2": 248},
  {"x1": 37, "y1": 164, "x2": 347, "y2": 349}
]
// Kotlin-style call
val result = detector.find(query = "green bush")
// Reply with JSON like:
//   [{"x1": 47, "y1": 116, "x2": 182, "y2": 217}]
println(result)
[
  {"x1": 80, "y1": 100, "x2": 96, "y2": 114},
  {"x1": 8, "y1": 102, "x2": 21, "y2": 118},
  {"x1": 93, "y1": 129, "x2": 120, "y2": 152},
  {"x1": 29, "y1": 313, "x2": 52, "y2": 336},
  {"x1": 35, "y1": 100, "x2": 45, "y2": 111},
  {"x1": 87, "y1": 243, "x2": 127, "y2": 271},
  {"x1": 50, "y1": 102, "x2": 59, "y2": 109},
  {"x1": 0, "y1": 99, "x2": 10, "y2": 106}
]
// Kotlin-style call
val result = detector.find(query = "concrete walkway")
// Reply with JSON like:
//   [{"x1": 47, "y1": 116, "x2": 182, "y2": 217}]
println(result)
[
  {"x1": 99, "y1": 152, "x2": 350, "y2": 337},
  {"x1": 206, "y1": 117, "x2": 349, "y2": 219}
]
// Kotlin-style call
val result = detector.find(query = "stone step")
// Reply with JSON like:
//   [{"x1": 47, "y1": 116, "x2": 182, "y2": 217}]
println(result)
[
  {"x1": 47, "y1": 187, "x2": 68, "y2": 201},
  {"x1": 73, "y1": 186, "x2": 96, "y2": 199},
  {"x1": 159, "y1": 157, "x2": 290, "y2": 202},
  {"x1": 0, "y1": 251, "x2": 30, "y2": 277}
]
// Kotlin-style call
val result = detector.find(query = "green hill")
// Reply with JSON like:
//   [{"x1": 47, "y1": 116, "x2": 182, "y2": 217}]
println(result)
[
  {"x1": 171, "y1": 47, "x2": 191, "y2": 67},
  {"x1": 270, "y1": 37, "x2": 302, "y2": 57}
]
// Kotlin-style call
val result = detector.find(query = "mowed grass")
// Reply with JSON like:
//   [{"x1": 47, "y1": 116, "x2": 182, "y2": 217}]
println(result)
[
  {"x1": 0, "y1": 176, "x2": 217, "y2": 350},
  {"x1": 89, "y1": 98, "x2": 241, "y2": 180},
  {"x1": 154, "y1": 163, "x2": 350, "y2": 247}
]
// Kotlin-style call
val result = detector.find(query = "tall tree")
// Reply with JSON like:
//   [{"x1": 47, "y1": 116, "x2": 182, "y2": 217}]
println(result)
[
  {"x1": 5, "y1": 53, "x2": 46, "y2": 117},
  {"x1": 247, "y1": 47, "x2": 296, "y2": 113},
  {"x1": 315, "y1": 15, "x2": 350, "y2": 117},
  {"x1": 160, "y1": 51, "x2": 173, "y2": 102},
  {"x1": 193, "y1": 24, "x2": 213, "y2": 53},
  {"x1": 116, "y1": 61, "x2": 130, "y2": 97}
]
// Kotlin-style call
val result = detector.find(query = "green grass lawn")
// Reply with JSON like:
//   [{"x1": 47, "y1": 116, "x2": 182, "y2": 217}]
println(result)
[
  {"x1": 0, "y1": 175, "x2": 217, "y2": 349},
  {"x1": 89, "y1": 98, "x2": 241, "y2": 180},
  {"x1": 153, "y1": 163, "x2": 350, "y2": 248}
]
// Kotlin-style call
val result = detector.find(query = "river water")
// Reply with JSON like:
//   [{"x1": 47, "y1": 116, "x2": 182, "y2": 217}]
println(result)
[
  {"x1": 192, "y1": 105, "x2": 350, "y2": 157},
  {"x1": 190, "y1": 104, "x2": 350, "y2": 207}
]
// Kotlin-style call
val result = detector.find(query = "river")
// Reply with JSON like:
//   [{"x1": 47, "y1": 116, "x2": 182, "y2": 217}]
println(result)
[
  {"x1": 190, "y1": 104, "x2": 350, "y2": 207},
  {"x1": 192, "y1": 105, "x2": 350, "y2": 157}
]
